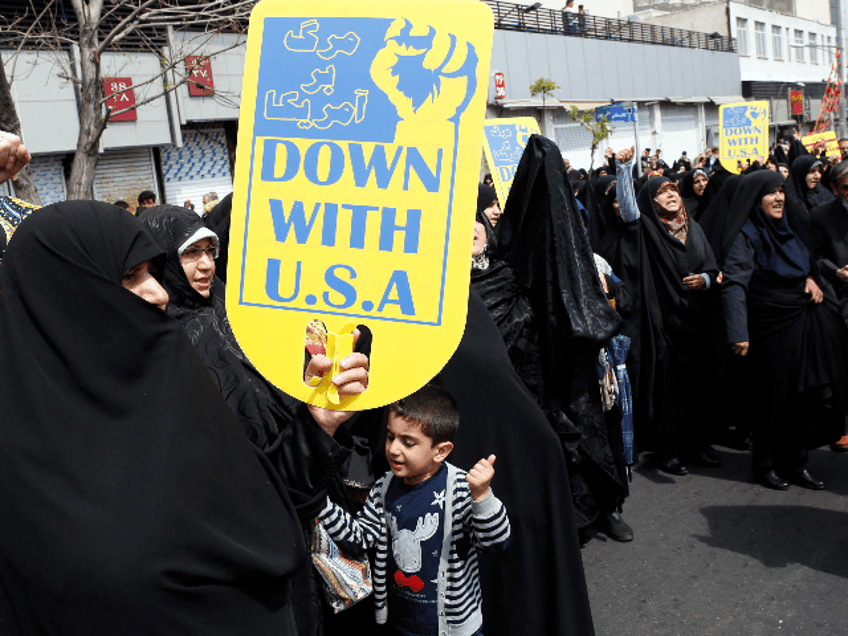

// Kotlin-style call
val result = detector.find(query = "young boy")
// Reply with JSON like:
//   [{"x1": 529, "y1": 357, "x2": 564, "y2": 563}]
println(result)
[{"x1": 317, "y1": 385, "x2": 510, "y2": 636}]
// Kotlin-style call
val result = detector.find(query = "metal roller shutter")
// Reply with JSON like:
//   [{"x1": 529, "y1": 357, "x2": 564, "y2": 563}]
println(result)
[
  {"x1": 29, "y1": 154, "x2": 67, "y2": 205},
  {"x1": 160, "y1": 128, "x2": 233, "y2": 211},
  {"x1": 93, "y1": 148, "x2": 158, "y2": 210},
  {"x1": 657, "y1": 104, "x2": 700, "y2": 161}
]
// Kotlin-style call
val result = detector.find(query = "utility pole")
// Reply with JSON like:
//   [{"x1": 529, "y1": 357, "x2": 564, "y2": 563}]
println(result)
[{"x1": 633, "y1": 102, "x2": 642, "y2": 177}]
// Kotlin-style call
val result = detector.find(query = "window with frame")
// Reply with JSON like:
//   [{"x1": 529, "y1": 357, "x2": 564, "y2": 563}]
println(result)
[
  {"x1": 755, "y1": 22, "x2": 767, "y2": 57},
  {"x1": 772, "y1": 25, "x2": 783, "y2": 60},
  {"x1": 795, "y1": 30, "x2": 804, "y2": 62},
  {"x1": 737, "y1": 18, "x2": 749, "y2": 56},
  {"x1": 809, "y1": 33, "x2": 818, "y2": 64}
]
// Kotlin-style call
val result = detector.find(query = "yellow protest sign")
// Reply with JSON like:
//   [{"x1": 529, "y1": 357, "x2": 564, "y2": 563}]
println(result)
[
  {"x1": 482, "y1": 118, "x2": 540, "y2": 206},
  {"x1": 718, "y1": 101, "x2": 769, "y2": 174},
  {"x1": 228, "y1": 0, "x2": 494, "y2": 410},
  {"x1": 802, "y1": 131, "x2": 840, "y2": 158}
]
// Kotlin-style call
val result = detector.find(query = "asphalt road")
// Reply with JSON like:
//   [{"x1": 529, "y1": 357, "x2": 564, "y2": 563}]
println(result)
[{"x1": 581, "y1": 445, "x2": 848, "y2": 636}]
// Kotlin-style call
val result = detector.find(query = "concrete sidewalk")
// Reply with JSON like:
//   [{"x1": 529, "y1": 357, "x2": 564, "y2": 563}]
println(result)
[{"x1": 582, "y1": 445, "x2": 848, "y2": 636}]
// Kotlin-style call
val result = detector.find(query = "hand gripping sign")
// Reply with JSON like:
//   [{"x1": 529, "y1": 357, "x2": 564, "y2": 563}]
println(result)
[
  {"x1": 228, "y1": 0, "x2": 494, "y2": 410},
  {"x1": 718, "y1": 101, "x2": 769, "y2": 174},
  {"x1": 482, "y1": 117, "x2": 540, "y2": 207}
]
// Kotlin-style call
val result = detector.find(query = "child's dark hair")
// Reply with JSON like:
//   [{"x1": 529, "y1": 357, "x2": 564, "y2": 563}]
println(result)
[{"x1": 389, "y1": 384, "x2": 459, "y2": 445}]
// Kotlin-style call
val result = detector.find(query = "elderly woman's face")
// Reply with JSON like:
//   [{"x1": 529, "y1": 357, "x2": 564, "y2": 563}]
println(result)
[
  {"x1": 692, "y1": 174, "x2": 709, "y2": 197},
  {"x1": 762, "y1": 186, "x2": 785, "y2": 219},
  {"x1": 180, "y1": 237, "x2": 216, "y2": 298},
  {"x1": 122, "y1": 260, "x2": 168, "y2": 311},
  {"x1": 805, "y1": 167, "x2": 822, "y2": 190},
  {"x1": 654, "y1": 183, "x2": 682, "y2": 213}
]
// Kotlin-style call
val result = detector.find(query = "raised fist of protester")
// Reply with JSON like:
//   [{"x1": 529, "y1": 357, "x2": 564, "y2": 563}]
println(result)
[
  {"x1": 615, "y1": 146, "x2": 635, "y2": 164},
  {"x1": 0, "y1": 131, "x2": 31, "y2": 185},
  {"x1": 466, "y1": 454, "x2": 496, "y2": 502}
]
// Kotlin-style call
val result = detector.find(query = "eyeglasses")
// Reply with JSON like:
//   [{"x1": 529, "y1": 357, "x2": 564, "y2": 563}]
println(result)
[{"x1": 181, "y1": 246, "x2": 217, "y2": 262}]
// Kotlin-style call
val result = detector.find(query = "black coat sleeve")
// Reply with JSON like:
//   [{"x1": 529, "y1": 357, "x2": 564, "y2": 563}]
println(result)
[{"x1": 720, "y1": 233, "x2": 755, "y2": 344}]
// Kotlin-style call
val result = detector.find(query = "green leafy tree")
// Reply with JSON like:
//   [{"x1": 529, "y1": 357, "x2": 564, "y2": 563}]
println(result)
[
  {"x1": 529, "y1": 78, "x2": 560, "y2": 110},
  {"x1": 568, "y1": 105, "x2": 613, "y2": 171}
]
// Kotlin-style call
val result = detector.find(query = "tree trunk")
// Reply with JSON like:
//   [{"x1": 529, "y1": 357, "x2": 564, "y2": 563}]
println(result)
[
  {"x1": 66, "y1": 1, "x2": 106, "y2": 201},
  {"x1": 0, "y1": 54, "x2": 43, "y2": 205}
]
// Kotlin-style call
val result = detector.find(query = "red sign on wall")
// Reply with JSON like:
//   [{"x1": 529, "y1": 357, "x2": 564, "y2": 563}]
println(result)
[
  {"x1": 104, "y1": 78, "x2": 137, "y2": 121},
  {"x1": 186, "y1": 56, "x2": 215, "y2": 97},
  {"x1": 790, "y1": 90, "x2": 804, "y2": 116},
  {"x1": 494, "y1": 72, "x2": 506, "y2": 99}
]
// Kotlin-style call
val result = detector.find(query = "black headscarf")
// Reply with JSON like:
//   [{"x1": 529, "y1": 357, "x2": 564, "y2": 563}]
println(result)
[
  {"x1": 719, "y1": 170, "x2": 809, "y2": 278},
  {"x1": 697, "y1": 174, "x2": 743, "y2": 262},
  {"x1": 0, "y1": 201, "x2": 303, "y2": 635},
  {"x1": 712, "y1": 171, "x2": 785, "y2": 265},
  {"x1": 678, "y1": 168, "x2": 710, "y2": 220},
  {"x1": 593, "y1": 174, "x2": 618, "y2": 255},
  {"x1": 499, "y1": 135, "x2": 621, "y2": 344},
  {"x1": 205, "y1": 192, "x2": 232, "y2": 283},
  {"x1": 785, "y1": 154, "x2": 832, "y2": 213},
  {"x1": 477, "y1": 182, "x2": 497, "y2": 213},
  {"x1": 139, "y1": 205, "x2": 298, "y2": 451}
]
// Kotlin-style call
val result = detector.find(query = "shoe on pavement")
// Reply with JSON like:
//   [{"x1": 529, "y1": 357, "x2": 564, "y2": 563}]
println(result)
[
  {"x1": 658, "y1": 457, "x2": 688, "y2": 476},
  {"x1": 599, "y1": 511, "x2": 634, "y2": 542},
  {"x1": 755, "y1": 469, "x2": 789, "y2": 491},
  {"x1": 691, "y1": 449, "x2": 723, "y2": 468},
  {"x1": 782, "y1": 467, "x2": 825, "y2": 490}
]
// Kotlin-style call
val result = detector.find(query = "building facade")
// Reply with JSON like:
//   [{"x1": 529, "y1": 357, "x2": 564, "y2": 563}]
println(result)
[
  {"x1": 637, "y1": 0, "x2": 838, "y2": 137},
  {"x1": 3, "y1": 1, "x2": 743, "y2": 204}
]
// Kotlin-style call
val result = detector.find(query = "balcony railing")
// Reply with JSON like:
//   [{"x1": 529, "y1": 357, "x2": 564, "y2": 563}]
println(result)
[{"x1": 484, "y1": 1, "x2": 737, "y2": 53}]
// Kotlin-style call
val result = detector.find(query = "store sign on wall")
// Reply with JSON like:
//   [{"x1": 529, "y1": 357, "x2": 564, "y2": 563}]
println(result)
[
  {"x1": 228, "y1": 0, "x2": 494, "y2": 410},
  {"x1": 790, "y1": 90, "x2": 804, "y2": 116},
  {"x1": 494, "y1": 72, "x2": 506, "y2": 99},
  {"x1": 103, "y1": 78, "x2": 137, "y2": 121},
  {"x1": 186, "y1": 56, "x2": 215, "y2": 96}
]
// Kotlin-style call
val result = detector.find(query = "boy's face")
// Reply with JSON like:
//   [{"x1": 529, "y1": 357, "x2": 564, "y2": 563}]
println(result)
[{"x1": 385, "y1": 412, "x2": 453, "y2": 485}]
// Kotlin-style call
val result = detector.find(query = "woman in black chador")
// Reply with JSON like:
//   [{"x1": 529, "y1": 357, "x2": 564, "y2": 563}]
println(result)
[
  {"x1": 473, "y1": 135, "x2": 632, "y2": 543},
  {"x1": 0, "y1": 201, "x2": 308, "y2": 635},
  {"x1": 718, "y1": 170, "x2": 848, "y2": 490},
  {"x1": 602, "y1": 150, "x2": 722, "y2": 475},
  {"x1": 139, "y1": 204, "x2": 375, "y2": 636}
]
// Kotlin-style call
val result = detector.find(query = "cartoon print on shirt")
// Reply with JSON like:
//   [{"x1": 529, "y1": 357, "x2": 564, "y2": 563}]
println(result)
[{"x1": 389, "y1": 511, "x2": 438, "y2": 573}]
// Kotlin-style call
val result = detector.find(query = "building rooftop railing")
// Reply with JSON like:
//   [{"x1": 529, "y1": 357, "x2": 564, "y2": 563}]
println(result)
[{"x1": 483, "y1": 0, "x2": 737, "y2": 53}]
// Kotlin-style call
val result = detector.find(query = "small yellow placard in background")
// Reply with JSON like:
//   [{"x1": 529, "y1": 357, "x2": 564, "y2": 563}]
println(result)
[
  {"x1": 802, "y1": 131, "x2": 840, "y2": 158},
  {"x1": 227, "y1": 0, "x2": 494, "y2": 410},
  {"x1": 718, "y1": 101, "x2": 769, "y2": 174},
  {"x1": 482, "y1": 117, "x2": 540, "y2": 207}
]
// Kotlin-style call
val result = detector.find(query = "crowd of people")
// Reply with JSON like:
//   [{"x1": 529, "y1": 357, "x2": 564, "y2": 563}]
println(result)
[
  {"x1": 470, "y1": 129, "x2": 848, "y2": 548},
  {"x1": 0, "y1": 129, "x2": 594, "y2": 636},
  {"x1": 2, "y1": 118, "x2": 848, "y2": 635}
]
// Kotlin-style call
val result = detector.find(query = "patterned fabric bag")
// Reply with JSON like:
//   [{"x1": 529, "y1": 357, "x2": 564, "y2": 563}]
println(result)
[{"x1": 311, "y1": 519, "x2": 372, "y2": 613}]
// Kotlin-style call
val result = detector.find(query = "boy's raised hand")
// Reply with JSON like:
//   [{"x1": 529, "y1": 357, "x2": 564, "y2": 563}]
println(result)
[{"x1": 466, "y1": 454, "x2": 496, "y2": 502}]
